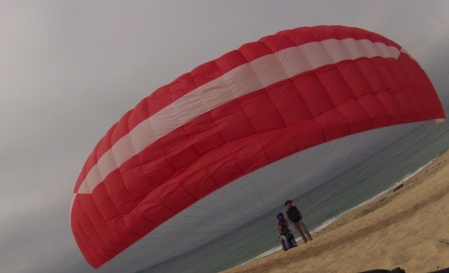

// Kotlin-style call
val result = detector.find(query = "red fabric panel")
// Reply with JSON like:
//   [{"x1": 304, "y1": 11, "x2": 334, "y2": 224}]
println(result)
[
  {"x1": 191, "y1": 60, "x2": 222, "y2": 87},
  {"x1": 317, "y1": 65, "x2": 355, "y2": 106},
  {"x1": 145, "y1": 86, "x2": 174, "y2": 117},
  {"x1": 287, "y1": 119, "x2": 326, "y2": 153},
  {"x1": 353, "y1": 58, "x2": 388, "y2": 94},
  {"x1": 139, "y1": 145, "x2": 175, "y2": 189},
  {"x1": 214, "y1": 50, "x2": 248, "y2": 74},
  {"x1": 238, "y1": 90, "x2": 285, "y2": 133},
  {"x1": 266, "y1": 79, "x2": 312, "y2": 126},
  {"x1": 121, "y1": 206, "x2": 157, "y2": 236},
  {"x1": 258, "y1": 129, "x2": 297, "y2": 163},
  {"x1": 156, "y1": 178, "x2": 198, "y2": 215},
  {"x1": 201, "y1": 149, "x2": 244, "y2": 188},
  {"x1": 238, "y1": 41, "x2": 274, "y2": 62},
  {"x1": 397, "y1": 54, "x2": 437, "y2": 117},
  {"x1": 168, "y1": 73, "x2": 197, "y2": 101},
  {"x1": 357, "y1": 94, "x2": 390, "y2": 128},
  {"x1": 337, "y1": 100, "x2": 371, "y2": 134},
  {"x1": 157, "y1": 125, "x2": 199, "y2": 170},
  {"x1": 260, "y1": 34, "x2": 298, "y2": 52},
  {"x1": 138, "y1": 192, "x2": 177, "y2": 226},
  {"x1": 337, "y1": 61, "x2": 373, "y2": 98},
  {"x1": 180, "y1": 166, "x2": 219, "y2": 200},
  {"x1": 120, "y1": 156, "x2": 152, "y2": 200},
  {"x1": 209, "y1": 100, "x2": 255, "y2": 142},
  {"x1": 376, "y1": 91, "x2": 404, "y2": 125},
  {"x1": 229, "y1": 135, "x2": 271, "y2": 175},
  {"x1": 315, "y1": 108, "x2": 350, "y2": 141},
  {"x1": 292, "y1": 70, "x2": 335, "y2": 116},
  {"x1": 71, "y1": 212, "x2": 104, "y2": 267},
  {"x1": 283, "y1": 27, "x2": 324, "y2": 45},
  {"x1": 101, "y1": 169, "x2": 136, "y2": 215},
  {"x1": 128, "y1": 98, "x2": 150, "y2": 129},
  {"x1": 111, "y1": 111, "x2": 132, "y2": 144},
  {"x1": 183, "y1": 113, "x2": 225, "y2": 155},
  {"x1": 72, "y1": 194, "x2": 126, "y2": 268}
]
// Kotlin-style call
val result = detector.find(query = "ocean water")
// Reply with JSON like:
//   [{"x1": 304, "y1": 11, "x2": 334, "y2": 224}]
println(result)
[{"x1": 138, "y1": 116, "x2": 449, "y2": 273}]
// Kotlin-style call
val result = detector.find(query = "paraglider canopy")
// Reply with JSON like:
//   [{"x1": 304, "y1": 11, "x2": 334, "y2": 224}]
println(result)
[{"x1": 70, "y1": 25, "x2": 445, "y2": 270}]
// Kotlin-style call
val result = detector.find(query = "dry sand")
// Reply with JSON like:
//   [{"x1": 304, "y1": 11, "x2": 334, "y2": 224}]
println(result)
[{"x1": 221, "y1": 150, "x2": 449, "y2": 273}]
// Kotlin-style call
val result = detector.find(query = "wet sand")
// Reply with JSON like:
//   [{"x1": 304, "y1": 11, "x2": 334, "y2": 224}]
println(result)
[{"x1": 221, "y1": 150, "x2": 449, "y2": 273}]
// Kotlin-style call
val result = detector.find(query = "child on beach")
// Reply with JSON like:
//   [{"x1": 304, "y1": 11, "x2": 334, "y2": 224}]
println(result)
[{"x1": 276, "y1": 212, "x2": 297, "y2": 250}]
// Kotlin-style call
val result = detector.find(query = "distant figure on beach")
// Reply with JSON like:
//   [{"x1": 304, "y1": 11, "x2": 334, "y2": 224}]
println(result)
[
  {"x1": 285, "y1": 200, "x2": 313, "y2": 243},
  {"x1": 276, "y1": 212, "x2": 297, "y2": 250}
]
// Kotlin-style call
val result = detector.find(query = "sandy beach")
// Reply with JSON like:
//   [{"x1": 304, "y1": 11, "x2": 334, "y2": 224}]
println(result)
[{"x1": 220, "y1": 150, "x2": 449, "y2": 273}]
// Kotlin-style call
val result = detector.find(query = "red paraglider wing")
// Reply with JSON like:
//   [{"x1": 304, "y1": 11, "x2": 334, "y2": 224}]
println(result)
[{"x1": 70, "y1": 25, "x2": 445, "y2": 268}]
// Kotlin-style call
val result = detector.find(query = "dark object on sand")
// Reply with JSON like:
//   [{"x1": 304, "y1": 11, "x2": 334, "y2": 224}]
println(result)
[
  {"x1": 392, "y1": 183, "x2": 404, "y2": 192},
  {"x1": 430, "y1": 267, "x2": 449, "y2": 273},
  {"x1": 359, "y1": 267, "x2": 405, "y2": 273}
]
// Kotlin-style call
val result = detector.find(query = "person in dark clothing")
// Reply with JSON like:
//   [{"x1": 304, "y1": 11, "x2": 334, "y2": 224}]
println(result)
[
  {"x1": 285, "y1": 199, "x2": 313, "y2": 243},
  {"x1": 276, "y1": 212, "x2": 297, "y2": 250}
]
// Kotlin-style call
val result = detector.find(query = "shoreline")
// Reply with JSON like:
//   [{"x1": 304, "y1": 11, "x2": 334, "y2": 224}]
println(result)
[{"x1": 221, "y1": 150, "x2": 449, "y2": 273}]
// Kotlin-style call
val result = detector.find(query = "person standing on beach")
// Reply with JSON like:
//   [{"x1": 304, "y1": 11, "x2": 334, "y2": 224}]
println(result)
[
  {"x1": 276, "y1": 212, "x2": 297, "y2": 250},
  {"x1": 285, "y1": 200, "x2": 313, "y2": 243}
]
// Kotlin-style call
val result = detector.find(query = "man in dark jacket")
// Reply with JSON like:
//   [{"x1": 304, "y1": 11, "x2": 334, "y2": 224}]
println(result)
[{"x1": 285, "y1": 199, "x2": 313, "y2": 243}]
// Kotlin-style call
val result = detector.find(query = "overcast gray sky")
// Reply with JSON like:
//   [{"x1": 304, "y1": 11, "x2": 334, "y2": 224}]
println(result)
[{"x1": 1, "y1": 1, "x2": 448, "y2": 273}]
